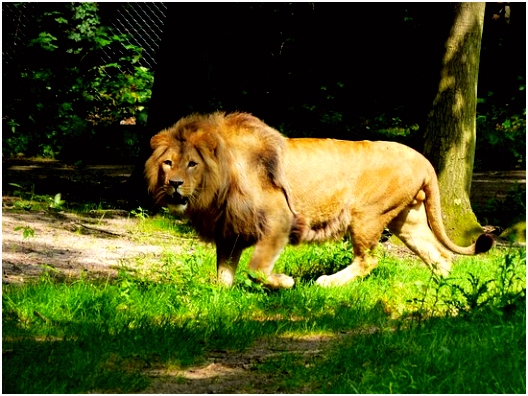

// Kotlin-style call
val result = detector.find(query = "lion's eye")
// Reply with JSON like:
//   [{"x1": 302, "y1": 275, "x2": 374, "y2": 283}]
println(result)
[
  {"x1": 188, "y1": 161, "x2": 198, "y2": 168},
  {"x1": 163, "y1": 160, "x2": 172, "y2": 167}
]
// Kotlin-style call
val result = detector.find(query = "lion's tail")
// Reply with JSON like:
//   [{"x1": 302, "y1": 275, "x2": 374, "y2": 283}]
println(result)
[
  {"x1": 289, "y1": 214, "x2": 307, "y2": 245},
  {"x1": 281, "y1": 184, "x2": 315, "y2": 246},
  {"x1": 423, "y1": 171, "x2": 494, "y2": 256}
]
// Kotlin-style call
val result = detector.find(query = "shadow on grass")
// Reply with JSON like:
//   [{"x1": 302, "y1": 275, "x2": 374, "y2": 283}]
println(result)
[{"x1": 3, "y1": 288, "x2": 526, "y2": 394}]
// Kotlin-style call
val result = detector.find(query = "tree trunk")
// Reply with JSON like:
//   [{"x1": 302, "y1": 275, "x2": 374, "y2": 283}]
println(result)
[{"x1": 423, "y1": 2, "x2": 486, "y2": 245}]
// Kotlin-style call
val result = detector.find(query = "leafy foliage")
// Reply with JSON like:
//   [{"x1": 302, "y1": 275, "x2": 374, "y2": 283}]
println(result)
[
  {"x1": 409, "y1": 249, "x2": 526, "y2": 318},
  {"x1": 3, "y1": 3, "x2": 154, "y2": 160},
  {"x1": 476, "y1": 87, "x2": 526, "y2": 170}
]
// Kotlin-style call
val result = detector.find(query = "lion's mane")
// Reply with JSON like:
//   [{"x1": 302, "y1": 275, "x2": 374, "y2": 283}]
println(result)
[{"x1": 145, "y1": 112, "x2": 299, "y2": 244}]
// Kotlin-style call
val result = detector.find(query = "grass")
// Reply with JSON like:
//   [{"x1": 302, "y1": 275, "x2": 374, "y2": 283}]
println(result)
[{"x1": 2, "y1": 209, "x2": 526, "y2": 393}]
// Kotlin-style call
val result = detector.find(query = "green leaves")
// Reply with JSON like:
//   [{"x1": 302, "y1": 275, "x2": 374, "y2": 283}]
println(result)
[
  {"x1": 29, "y1": 32, "x2": 59, "y2": 51},
  {"x1": 410, "y1": 249, "x2": 526, "y2": 318},
  {"x1": 4, "y1": 3, "x2": 154, "y2": 159},
  {"x1": 48, "y1": 193, "x2": 66, "y2": 211},
  {"x1": 14, "y1": 225, "x2": 36, "y2": 240}
]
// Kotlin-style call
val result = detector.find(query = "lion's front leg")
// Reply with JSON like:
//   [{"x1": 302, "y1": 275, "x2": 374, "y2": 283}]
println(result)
[
  {"x1": 248, "y1": 226, "x2": 293, "y2": 290},
  {"x1": 216, "y1": 239, "x2": 245, "y2": 287}
]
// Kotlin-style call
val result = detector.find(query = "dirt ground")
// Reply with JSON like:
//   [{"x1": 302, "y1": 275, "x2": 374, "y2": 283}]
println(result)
[
  {"x1": 2, "y1": 157, "x2": 526, "y2": 393},
  {"x1": 2, "y1": 159, "x2": 144, "y2": 284}
]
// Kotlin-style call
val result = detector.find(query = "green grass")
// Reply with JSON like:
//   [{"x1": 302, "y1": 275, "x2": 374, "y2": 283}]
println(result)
[{"x1": 2, "y1": 212, "x2": 526, "y2": 393}]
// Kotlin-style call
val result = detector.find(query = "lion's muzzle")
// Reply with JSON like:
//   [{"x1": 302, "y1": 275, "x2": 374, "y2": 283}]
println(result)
[
  {"x1": 162, "y1": 181, "x2": 189, "y2": 206},
  {"x1": 166, "y1": 179, "x2": 190, "y2": 205},
  {"x1": 166, "y1": 190, "x2": 189, "y2": 206},
  {"x1": 169, "y1": 179, "x2": 184, "y2": 189}
]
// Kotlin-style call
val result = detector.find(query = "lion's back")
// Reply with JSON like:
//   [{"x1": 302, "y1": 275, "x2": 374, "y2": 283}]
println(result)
[{"x1": 282, "y1": 138, "x2": 432, "y2": 241}]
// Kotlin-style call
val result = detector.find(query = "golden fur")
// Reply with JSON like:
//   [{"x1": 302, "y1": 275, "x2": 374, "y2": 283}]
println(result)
[{"x1": 145, "y1": 112, "x2": 493, "y2": 288}]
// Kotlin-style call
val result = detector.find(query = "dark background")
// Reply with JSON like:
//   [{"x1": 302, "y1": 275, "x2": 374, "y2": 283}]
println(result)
[{"x1": 2, "y1": 2, "x2": 525, "y2": 169}]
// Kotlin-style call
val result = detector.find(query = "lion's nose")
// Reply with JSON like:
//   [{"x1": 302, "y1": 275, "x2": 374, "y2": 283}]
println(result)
[{"x1": 169, "y1": 179, "x2": 184, "y2": 188}]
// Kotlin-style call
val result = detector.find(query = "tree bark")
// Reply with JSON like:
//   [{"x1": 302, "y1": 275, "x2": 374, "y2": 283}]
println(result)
[{"x1": 423, "y1": 3, "x2": 486, "y2": 245}]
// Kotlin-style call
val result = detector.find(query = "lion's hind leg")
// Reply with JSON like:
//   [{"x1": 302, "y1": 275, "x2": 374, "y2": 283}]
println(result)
[
  {"x1": 388, "y1": 200, "x2": 453, "y2": 277},
  {"x1": 316, "y1": 253, "x2": 379, "y2": 287},
  {"x1": 316, "y1": 214, "x2": 383, "y2": 287}
]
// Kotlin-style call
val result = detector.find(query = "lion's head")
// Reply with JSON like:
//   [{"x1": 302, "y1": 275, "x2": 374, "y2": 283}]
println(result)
[{"x1": 145, "y1": 113, "x2": 230, "y2": 215}]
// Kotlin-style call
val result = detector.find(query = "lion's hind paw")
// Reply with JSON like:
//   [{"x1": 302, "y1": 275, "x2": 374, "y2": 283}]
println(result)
[
  {"x1": 316, "y1": 274, "x2": 345, "y2": 287},
  {"x1": 315, "y1": 266, "x2": 363, "y2": 287}
]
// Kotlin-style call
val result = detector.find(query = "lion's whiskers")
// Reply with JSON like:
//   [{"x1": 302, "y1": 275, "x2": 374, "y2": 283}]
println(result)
[{"x1": 153, "y1": 186, "x2": 170, "y2": 206}]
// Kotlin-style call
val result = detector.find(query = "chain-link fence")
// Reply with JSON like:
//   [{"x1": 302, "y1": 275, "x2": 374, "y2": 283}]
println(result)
[
  {"x1": 2, "y1": 2, "x2": 38, "y2": 66},
  {"x1": 99, "y1": 2, "x2": 167, "y2": 69},
  {"x1": 2, "y1": 2, "x2": 167, "y2": 69}
]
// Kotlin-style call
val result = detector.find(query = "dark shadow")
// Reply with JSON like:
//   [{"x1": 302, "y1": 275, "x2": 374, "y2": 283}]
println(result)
[
  {"x1": 3, "y1": 158, "x2": 135, "y2": 209},
  {"x1": 3, "y1": 286, "x2": 525, "y2": 393}
]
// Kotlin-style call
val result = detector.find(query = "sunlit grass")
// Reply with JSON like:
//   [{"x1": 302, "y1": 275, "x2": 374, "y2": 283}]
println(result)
[{"x1": 2, "y1": 212, "x2": 526, "y2": 393}]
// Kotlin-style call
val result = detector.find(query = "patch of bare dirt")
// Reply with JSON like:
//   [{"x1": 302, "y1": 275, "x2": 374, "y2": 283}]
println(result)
[
  {"x1": 141, "y1": 335, "x2": 331, "y2": 394},
  {"x1": 140, "y1": 329, "x2": 378, "y2": 394},
  {"x1": 2, "y1": 208, "x2": 166, "y2": 284},
  {"x1": 2, "y1": 158, "x2": 146, "y2": 283}
]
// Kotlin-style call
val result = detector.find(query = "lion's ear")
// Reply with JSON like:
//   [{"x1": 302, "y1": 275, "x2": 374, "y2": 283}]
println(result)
[
  {"x1": 150, "y1": 133, "x2": 169, "y2": 150},
  {"x1": 203, "y1": 132, "x2": 219, "y2": 153},
  {"x1": 190, "y1": 130, "x2": 219, "y2": 155}
]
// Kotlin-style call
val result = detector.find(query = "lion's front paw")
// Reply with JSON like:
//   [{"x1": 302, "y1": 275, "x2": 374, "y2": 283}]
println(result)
[
  {"x1": 266, "y1": 273, "x2": 295, "y2": 290},
  {"x1": 217, "y1": 268, "x2": 235, "y2": 287}
]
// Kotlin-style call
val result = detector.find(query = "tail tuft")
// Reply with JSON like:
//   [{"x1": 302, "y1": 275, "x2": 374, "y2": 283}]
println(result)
[{"x1": 475, "y1": 233, "x2": 494, "y2": 254}]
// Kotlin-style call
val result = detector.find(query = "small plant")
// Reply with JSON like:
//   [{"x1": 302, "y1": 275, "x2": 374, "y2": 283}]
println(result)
[
  {"x1": 8, "y1": 183, "x2": 34, "y2": 210},
  {"x1": 14, "y1": 225, "x2": 36, "y2": 240},
  {"x1": 240, "y1": 270, "x2": 268, "y2": 293},
  {"x1": 493, "y1": 249, "x2": 526, "y2": 313},
  {"x1": 13, "y1": 200, "x2": 33, "y2": 211},
  {"x1": 442, "y1": 273, "x2": 495, "y2": 314},
  {"x1": 131, "y1": 207, "x2": 150, "y2": 220},
  {"x1": 48, "y1": 193, "x2": 66, "y2": 211}
]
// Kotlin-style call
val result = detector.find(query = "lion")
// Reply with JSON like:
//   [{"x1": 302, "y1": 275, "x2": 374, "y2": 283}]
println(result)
[{"x1": 145, "y1": 112, "x2": 493, "y2": 289}]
